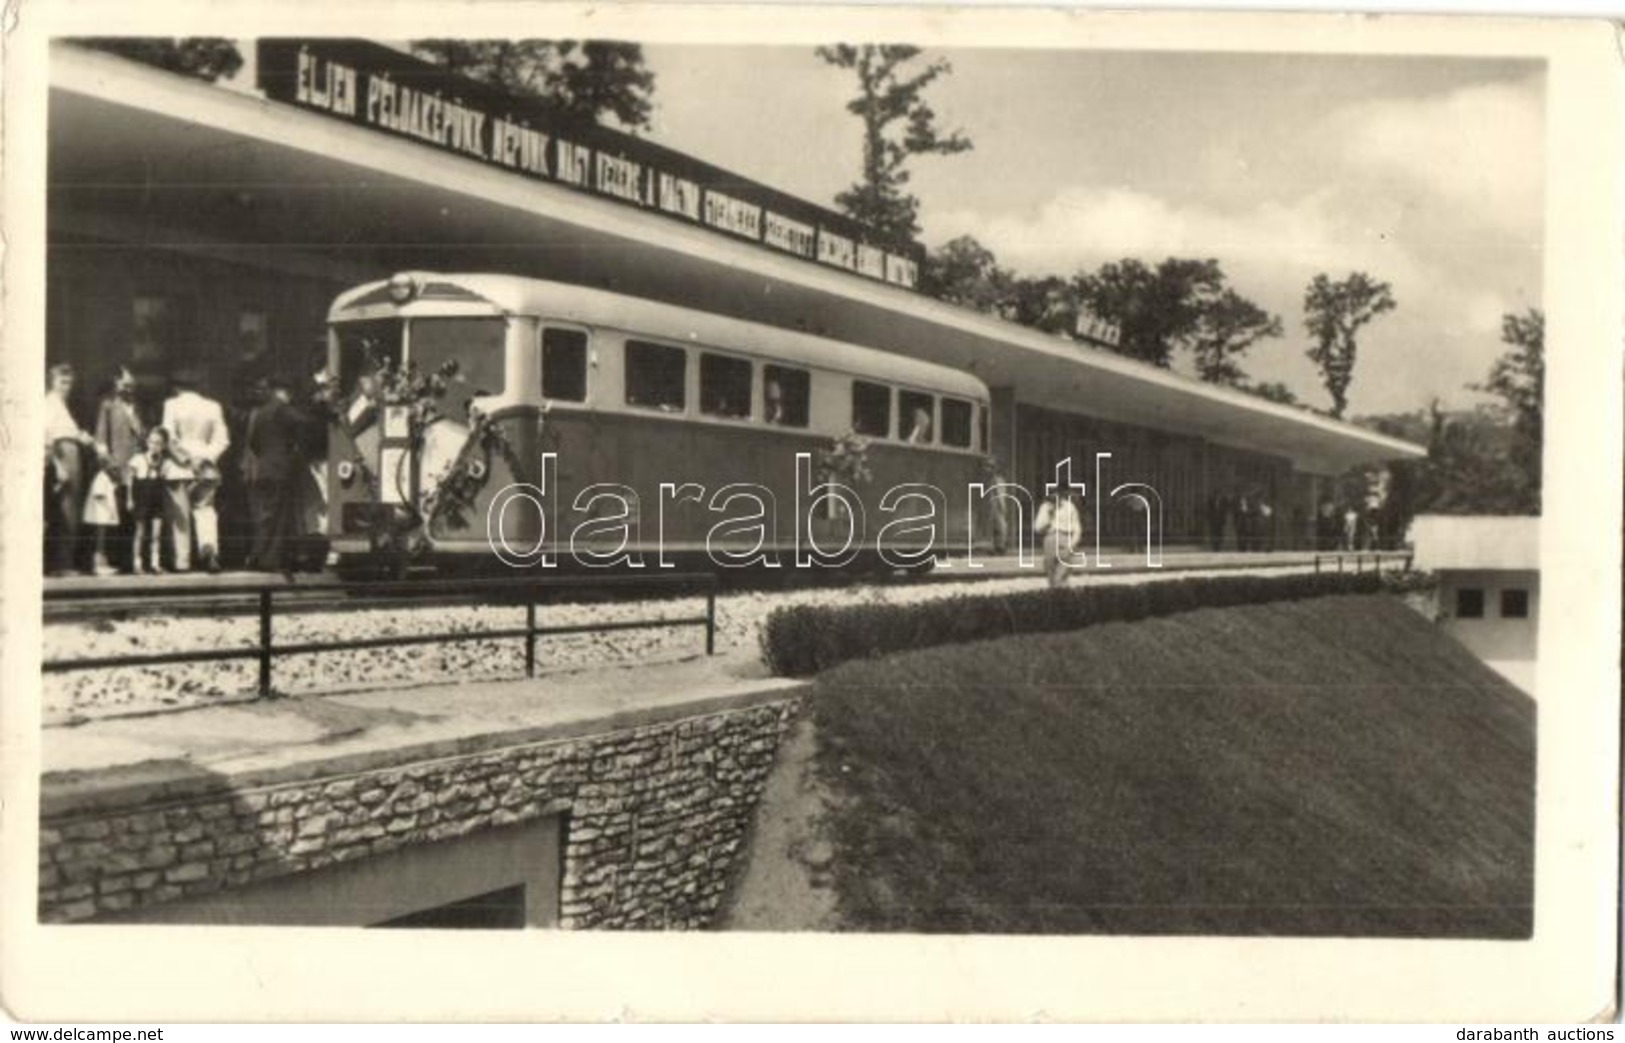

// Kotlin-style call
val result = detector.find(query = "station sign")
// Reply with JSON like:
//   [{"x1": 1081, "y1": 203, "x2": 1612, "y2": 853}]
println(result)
[{"x1": 256, "y1": 39, "x2": 923, "y2": 291}]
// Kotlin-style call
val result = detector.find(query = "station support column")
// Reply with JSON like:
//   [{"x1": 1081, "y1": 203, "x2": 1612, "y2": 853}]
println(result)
[{"x1": 989, "y1": 386, "x2": 1019, "y2": 480}]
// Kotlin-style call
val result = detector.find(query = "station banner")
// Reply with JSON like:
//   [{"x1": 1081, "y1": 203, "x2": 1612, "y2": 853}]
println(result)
[{"x1": 255, "y1": 39, "x2": 924, "y2": 291}]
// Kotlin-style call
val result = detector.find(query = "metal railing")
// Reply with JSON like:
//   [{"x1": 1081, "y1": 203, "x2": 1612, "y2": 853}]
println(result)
[
  {"x1": 43, "y1": 572, "x2": 719, "y2": 699},
  {"x1": 1312, "y1": 550, "x2": 1414, "y2": 575}
]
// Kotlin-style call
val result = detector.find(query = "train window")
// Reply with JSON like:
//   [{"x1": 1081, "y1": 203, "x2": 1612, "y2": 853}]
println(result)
[
  {"x1": 763, "y1": 365, "x2": 810, "y2": 428},
  {"x1": 900, "y1": 390, "x2": 935, "y2": 444},
  {"x1": 700, "y1": 353, "x2": 752, "y2": 419},
  {"x1": 541, "y1": 328, "x2": 588, "y2": 402},
  {"x1": 977, "y1": 404, "x2": 989, "y2": 453},
  {"x1": 408, "y1": 317, "x2": 506, "y2": 423},
  {"x1": 940, "y1": 398, "x2": 973, "y2": 448},
  {"x1": 625, "y1": 340, "x2": 687, "y2": 412},
  {"x1": 852, "y1": 381, "x2": 892, "y2": 438}
]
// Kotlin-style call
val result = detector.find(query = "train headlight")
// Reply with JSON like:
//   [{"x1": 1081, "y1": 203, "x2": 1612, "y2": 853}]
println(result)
[
  {"x1": 337, "y1": 459, "x2": 356, "y2": 484},
  {"x1": 387, "y1": 272, "x2": 422, "y2": 304}
]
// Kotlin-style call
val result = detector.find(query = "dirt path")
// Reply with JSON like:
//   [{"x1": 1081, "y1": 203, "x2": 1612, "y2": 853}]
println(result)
[{"x1": 716, "y1": 712, "x2": 843, "y2": 931}]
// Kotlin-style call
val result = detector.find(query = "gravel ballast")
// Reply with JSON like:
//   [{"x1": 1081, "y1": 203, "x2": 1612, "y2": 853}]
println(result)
[{"x1": 42, "y1": 565, "x2": 1312, "y2": 723}]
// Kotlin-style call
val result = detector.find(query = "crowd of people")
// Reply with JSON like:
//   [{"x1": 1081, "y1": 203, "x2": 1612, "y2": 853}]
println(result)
[
  {"x1": 1203, "y1": 489, "x2": 1279, "y2": 553},
  {"x1": 1316, "y1": 497, "x2": 1385, "y2": 553},
  {"x1": 42, "y1": 362, "x2": 328, "y2": 578}
]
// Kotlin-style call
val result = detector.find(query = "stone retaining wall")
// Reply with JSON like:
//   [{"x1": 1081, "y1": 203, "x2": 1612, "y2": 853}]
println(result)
[{"x1": 40, "y1": 699, "x2": 798, "y2": 928}]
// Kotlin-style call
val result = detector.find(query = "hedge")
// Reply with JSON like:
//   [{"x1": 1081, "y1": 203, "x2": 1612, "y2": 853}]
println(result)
[{"x1": 760, "y1": 571, "x2": 1397, "y2": 677}]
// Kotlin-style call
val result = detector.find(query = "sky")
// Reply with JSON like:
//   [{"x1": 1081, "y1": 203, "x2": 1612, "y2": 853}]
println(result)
[{"x1": 638, "y1": 45, "x2": 1544, "y2": 418}]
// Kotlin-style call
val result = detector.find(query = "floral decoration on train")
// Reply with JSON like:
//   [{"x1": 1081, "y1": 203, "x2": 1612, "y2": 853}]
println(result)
[{"x1": 313, "y1": 347, "x2": 524, "y2": 553}]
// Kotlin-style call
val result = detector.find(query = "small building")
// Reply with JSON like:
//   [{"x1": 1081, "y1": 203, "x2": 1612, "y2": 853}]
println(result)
[{"x1": 1409, "y1": 515, "x2": 1540, "y2": 694}]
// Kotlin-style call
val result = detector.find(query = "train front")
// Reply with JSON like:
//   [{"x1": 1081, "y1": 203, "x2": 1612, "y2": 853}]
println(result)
[{"x1": 323, "y1": 272, "x2": 544, "y2": 571}]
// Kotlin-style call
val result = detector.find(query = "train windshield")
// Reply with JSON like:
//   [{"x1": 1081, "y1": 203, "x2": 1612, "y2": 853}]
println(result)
[
  {"x1": 334, "y1": 319, "x2": 403, "y2": 398},
  {"x1": 333, "y1": 316, "x2": 506, "y2": 421},
  {"x1": 409, "y1": 317, "x2": 506, "y2": 422}
]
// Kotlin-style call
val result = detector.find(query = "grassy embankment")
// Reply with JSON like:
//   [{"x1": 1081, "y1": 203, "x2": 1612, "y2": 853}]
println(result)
[{"x1": 732, "y1": 594, "x2": 1534, "y2": 937}]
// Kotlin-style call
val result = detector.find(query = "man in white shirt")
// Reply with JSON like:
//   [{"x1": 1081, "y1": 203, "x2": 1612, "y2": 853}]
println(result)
[
  {"x1": 1034, "y1": 488, "x2": 1084, "y2": 588},
  {"x1": 44, "y1": 363, "x2": 98, "y2": 576},
  {"x1": 161, "y1": 369, "x2": 231, "y2": 572}
]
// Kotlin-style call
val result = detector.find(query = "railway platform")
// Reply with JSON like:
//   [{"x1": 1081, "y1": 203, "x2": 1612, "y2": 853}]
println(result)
[{"x1": 40, "y1": 547, "x2": 1413, "y2": 599}]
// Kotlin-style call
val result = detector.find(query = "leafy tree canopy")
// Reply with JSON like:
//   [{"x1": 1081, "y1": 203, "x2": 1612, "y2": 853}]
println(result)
[
  {"x1": 817, "y1": 44, "x2": 972, "y2": 243},
  {"x1": 1240, "y1": 381, "x2": 1302, "y2": 406},
  {"x1": 922, "y1": 235, "x2": 1011, "y2": 313},
  {"x1": 411, "y1": 39, "x2": 656, "y2": 129},
  {"x1": 1472, "y1": 307, "x2": 1543, "y2": 512},
  {"x1": 1073, "y1": 258, "x2": 1282, "y2": 376},
  {"x1": 1303, "y1": 271, "x2": 1396, "y2": 419},
  {"x1": 75, "y1": 38, "x2": 244, "y2": 82}
]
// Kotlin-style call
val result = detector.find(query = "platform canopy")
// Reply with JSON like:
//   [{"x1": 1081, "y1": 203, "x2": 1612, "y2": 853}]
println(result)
[{"x1": 49, "y1": 41, "x2": 1424, "y2": 475}]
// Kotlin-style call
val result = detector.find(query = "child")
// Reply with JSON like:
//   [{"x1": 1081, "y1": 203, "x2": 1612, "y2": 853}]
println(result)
[{"x1": 127, "y1": 426, "x2": 177, "y2": 574}]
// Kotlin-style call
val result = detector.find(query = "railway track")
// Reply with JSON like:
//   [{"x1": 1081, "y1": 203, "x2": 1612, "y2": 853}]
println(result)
[
  {"x1": 42, "y1": 550, "x2": 1404, "y2": 624},
  {"x1": 40, "y1": 562, "x2": 939, "y2": 623}
]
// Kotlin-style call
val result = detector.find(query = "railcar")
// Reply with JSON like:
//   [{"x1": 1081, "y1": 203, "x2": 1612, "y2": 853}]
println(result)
[{"x1": 323, "y1": 273, "x2": 996, "y2": 574}]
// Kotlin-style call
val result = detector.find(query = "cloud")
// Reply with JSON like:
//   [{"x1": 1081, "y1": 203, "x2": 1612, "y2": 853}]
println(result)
[
  {"x1": 928, "y1": 183, "x2": 1425, "y2": 296},
  {"x1": 1324, "y1": 77, "x2": 1544, "y2": 236},
  {"x1": 920, "y1": 74, "x2": 1544, "y2": 415}
]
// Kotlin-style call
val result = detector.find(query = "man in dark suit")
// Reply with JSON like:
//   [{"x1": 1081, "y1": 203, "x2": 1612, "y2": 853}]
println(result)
[
  {"x1": 245, "y1": 377, "x2": 310, "y2": 574},
  {"x1": 94, "y1": 366, "x2": 146, "y2": 573}
]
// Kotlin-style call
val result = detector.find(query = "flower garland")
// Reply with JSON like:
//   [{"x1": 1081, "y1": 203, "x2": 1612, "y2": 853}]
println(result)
[
  {"x1": 419, "y1": 407, "x2": 528, "y2": 537},
  {"x1": 314, "y1": 348, "x2": 485, "y2": 553},
  {"x1": 815, "y1": 429, "x2": 873, "y2": 488}
]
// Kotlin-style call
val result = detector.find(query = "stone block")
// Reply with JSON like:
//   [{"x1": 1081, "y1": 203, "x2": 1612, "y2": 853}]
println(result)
[
  {"x1": 181, "y1": 840, "x2": 215, "y2": 861},
  {"x1": 99, "y1": 892, "x2": 135, "y2": 913},
  {"x1": 295, "y1": 814, "x2": 333, "y2": 839},
  {"x1": 165, "y1": 862, "x2": 211, "y2": 884},
  {"x1": 63, "y1": 819, "x2": 111, "y2": 841},
  {"x1": 98, "y1": 874, "x2": 132, "y2": 895}
]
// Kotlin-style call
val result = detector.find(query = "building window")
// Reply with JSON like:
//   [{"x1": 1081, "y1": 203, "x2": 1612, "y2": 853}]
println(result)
[
  {"x1": 900, "y1": 390, "x2": 936, "y2": 444},
  {"x1": 238, "y1": 310, "x2": 269, "y2": 360},
  {"x1": 625, "y1": 340, "x2": 687, "y2": 412},
  {"x1": 1455, "y1": 588, "x2": 1485, "y2": 619},
  {"x1": 852, "y1": 380, "x2": 891, "y2": 438},
  {"x1": 1500, "y1": 588, "x2": 1530, "y2": 619},
  {"x1": 700, "y1": 353, "x2": 752, "y2": 419},
  {"x1": 131, "y1": 296, "x2": 171, "y2": 366},
  {"x1": 941, "y1": 397, "x2": 973, "y2": 449},
  {"x1": 542, "y1": 327, "x2": 588, "y2": 402},
  {"x1": 763, "y1": 364, "x2": 809, "y2": 428}
]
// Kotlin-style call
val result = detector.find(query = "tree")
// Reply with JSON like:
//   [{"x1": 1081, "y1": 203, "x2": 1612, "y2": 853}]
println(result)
[
  {"x1": 1302, "y1": 272, "x2": 1396, "y2": 419},
  {"x1": 1001, "y1": 275, "x2": 1079, "y2": 336},
  {"x1": 75, "y1": 38, "x2": 243, "y2": 82},
  {"x1": 1423, "y1": 405, "x2": 1531, "y2": 515},
  {"x1": 1474, "y1": 308, "x2": 1544, "y2": 512},
  {"x1": 1073, "y1": 258, "x2": 1281, "y2": 374},
  {"x1": 817, "y1": 45, "x2": 972, "y2": 242},
  {"x1": 923, "y1": 235, "x2": 1012, "y2": 313},
  {"x1": 1358, "y1": 401, "x2": 1531, "y2": 527},
  {"x1": 411, "y1": 40, "x2": 656, "y2": 129},
  {"x1": 1190, "y1": 289, "x2": 1284, "y2": 385},
  {"x1": 1241, "y1": 381, "x2": 1301, "y2": 406}
]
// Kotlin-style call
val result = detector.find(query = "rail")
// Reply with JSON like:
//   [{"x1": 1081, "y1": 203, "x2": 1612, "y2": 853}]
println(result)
[
  {"x1": 43, "y1": 572, "x2": 719, "y2": 698},
  {"x1": 1312, "y1": 550, "x2": 1414, "y2": 575}
]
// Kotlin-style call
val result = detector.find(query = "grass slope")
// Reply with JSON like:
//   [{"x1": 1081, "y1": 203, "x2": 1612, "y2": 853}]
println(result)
[{"x1": 807, "y1": 594, "x2": 1534, "y2": 937}]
